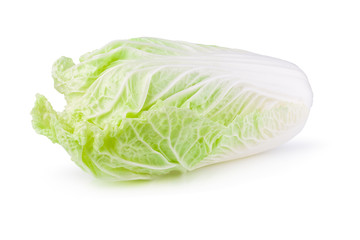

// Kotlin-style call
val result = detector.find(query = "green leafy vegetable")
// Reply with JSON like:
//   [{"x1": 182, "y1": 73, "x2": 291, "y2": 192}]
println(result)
[{"x1": 31, "y1": 37, "x2": 312, "y2": 180}]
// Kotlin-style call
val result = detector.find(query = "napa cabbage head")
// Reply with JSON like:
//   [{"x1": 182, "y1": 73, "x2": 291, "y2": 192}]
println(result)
[{"x1": 31, "y1": 37, "x2": 312, "y2": 180}]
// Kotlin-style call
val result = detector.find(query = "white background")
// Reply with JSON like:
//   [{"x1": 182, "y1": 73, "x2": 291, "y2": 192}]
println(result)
[{"x1": 1, "y1": 0, "x2": 359, "y2": 239}]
